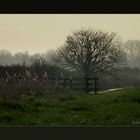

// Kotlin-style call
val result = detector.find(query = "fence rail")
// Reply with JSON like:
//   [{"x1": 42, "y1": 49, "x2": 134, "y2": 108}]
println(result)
[
  {"x1": 0, "y1": 76, "x2": 99, "y2": 94},
  {"x1": 47, "y1": 77, "x2": 99, "y2": 93}
]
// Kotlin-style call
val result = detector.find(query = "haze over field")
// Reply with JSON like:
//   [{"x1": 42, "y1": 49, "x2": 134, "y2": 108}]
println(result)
[{"x1": 0, "y1": 14, "x2": 140, "y2": 55}]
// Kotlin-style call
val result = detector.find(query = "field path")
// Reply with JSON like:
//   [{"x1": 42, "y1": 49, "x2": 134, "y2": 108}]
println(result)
[{"x1": 90, "y1": 88, "x2": 124, "y2": 94}]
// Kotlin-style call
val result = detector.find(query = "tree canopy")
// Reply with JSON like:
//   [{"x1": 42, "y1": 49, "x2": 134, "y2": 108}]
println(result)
[{"x1": 57, "y1": 28, "x2": 126, "y2": 78}]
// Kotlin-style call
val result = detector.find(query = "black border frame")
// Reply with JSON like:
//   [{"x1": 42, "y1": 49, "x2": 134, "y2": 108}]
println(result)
[
  {"x1": 0, "y1": 0, "x2": 140, "y2": 13},
  {"x1": 0, "y1": 0, "x2": 140, "y2": 140},
  {"x1": 0, "y1": 126, "x2": 140, "y2": 140}
]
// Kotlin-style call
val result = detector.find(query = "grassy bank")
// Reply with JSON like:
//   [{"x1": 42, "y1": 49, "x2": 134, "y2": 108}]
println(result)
[{"x1": 0, "y1": 87, "x2": 140, "y2": 126}]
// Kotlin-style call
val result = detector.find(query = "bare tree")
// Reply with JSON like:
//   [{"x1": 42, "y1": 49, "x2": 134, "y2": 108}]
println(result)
[{"x1": 57, "y1": 28, "x2": 126, "y2": 79}]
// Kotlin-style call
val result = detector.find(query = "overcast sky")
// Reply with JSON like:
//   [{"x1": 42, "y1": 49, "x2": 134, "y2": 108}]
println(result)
[{"x1": 0, "y1": 14, "x2": 140, "y2": 55}]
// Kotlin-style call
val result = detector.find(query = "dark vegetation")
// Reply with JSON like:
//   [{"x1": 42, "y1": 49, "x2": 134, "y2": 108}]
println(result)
[{"x1": 0, "y1": 88, "x2": 139, "y2": 126}]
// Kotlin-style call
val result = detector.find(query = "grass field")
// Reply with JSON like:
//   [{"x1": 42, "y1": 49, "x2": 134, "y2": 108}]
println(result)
[{"x1": 0, "y1": 87, "x2": 140, "y2": 126}]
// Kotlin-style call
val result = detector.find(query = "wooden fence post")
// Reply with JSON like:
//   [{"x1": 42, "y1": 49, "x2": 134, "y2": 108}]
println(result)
[
  {"x1": 69, "y1": 77, "x2": 72, "y2": 89},
  {"x1": 94, "y1": 77, "x2": 99, "y2": 94},
  {"x1": 63, "y1": 78, "x2": 66, "y2": 88},
  {"x1": 85, "y1": 77, "x2": 89, "y2": 93}
]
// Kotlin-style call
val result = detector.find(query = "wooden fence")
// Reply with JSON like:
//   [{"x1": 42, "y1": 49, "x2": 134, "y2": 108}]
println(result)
[
  {"x1": 0, "y1": 76, "x2": 99, "y2": 94},
  {"x1": 47, "y1": 77, "x2": 99, "y2": 94}
]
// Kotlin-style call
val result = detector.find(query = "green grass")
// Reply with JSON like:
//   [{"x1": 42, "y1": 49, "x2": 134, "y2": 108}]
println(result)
[{"x1": 0, "y1": 87, "x2": 140, "y2": 126}]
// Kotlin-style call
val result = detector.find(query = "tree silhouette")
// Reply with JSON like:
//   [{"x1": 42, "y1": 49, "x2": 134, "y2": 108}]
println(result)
[{"x1": 57, "y1": 28, "x2": 125, "y2": 79}]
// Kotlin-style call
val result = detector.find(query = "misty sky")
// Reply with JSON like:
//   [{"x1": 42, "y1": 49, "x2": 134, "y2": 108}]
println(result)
[{"x1": 0, "y1": 14, "x2": 140, "y2": 55}]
